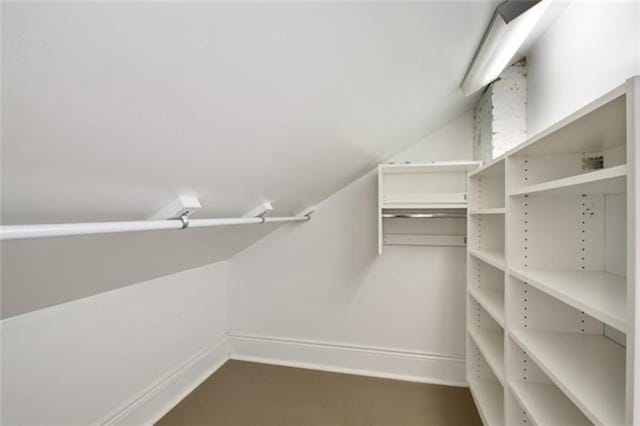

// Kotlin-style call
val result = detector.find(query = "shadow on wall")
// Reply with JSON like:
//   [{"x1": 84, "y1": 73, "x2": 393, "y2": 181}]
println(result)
[{"x1": 0, "y1": 222, "x2": 284, "y2": 318}]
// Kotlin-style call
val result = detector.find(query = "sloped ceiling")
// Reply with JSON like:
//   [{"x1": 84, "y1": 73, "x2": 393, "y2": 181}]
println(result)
[{"x1": 1, "y1": 1, "x2": 498, "y2": 317}]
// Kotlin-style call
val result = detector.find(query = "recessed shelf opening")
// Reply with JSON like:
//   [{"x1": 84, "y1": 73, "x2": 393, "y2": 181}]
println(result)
[
  {"x1": 509, "y1": 95, "x2": 626, "y2": 193},
  {"x1": 468, "y1": 337, "x2": 505, "y2": 426},
  {"x1": 468, "y1": 258, "x2": 504, "y2": 326},
  {"x1": 469, "y1": 159, "x2": 505, "y2": 210},
  {"x1": 508, "y1": 275, "x2": 626, "y2": 426},
  {"x1": 508, "y1": 191, "x2": 626, "y2": 275},
  {"x1": 507, "y1": 339, "x2": 591, "y2": 426},
  {"x1": 468, "y1": 213, "x2": 505, "y2": 268}
]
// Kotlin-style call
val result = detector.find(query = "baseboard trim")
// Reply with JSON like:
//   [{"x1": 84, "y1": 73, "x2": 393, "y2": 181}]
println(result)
[
  {"x1": 98, "y1": 336, "x2": 229, "y2": 425},
  {"x1": 228, "y1": 333, "x2": 467, "y2": 387}
]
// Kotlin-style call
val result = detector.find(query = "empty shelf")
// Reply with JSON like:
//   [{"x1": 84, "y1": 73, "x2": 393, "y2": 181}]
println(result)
[
  {"x1": 469, "y1": 378, "x2": 504, "y2": 426},
  {"x1": 469, "y1": 208, "x2": 506, "y2": 215},
  {"x1": 469, "y1": 288, "x2": 504, "y2": 327},
  {"x1": 509, "y1": 165, "x2": 627, "y2": 196},
  {"x1": 509, "y1": 268, "x2": 626, "y2": 332},
  {"x1": 469, "y1": 328, "x2": 504, "y2": 385},
  {"x1": 509, "y1": 381, "x2": 591, "y2": 426},
  {"x1": 468, "y1": 156, "x2": 505, "y2": 179},
  {"x1": 382, "y1": 192, "x2": 467, "y2": 210},
  {"x1": 469, "y1": 249, "x2": 506, "y2": 271},
  {"x1": 510, "y1": 329, "x2": 625, "y2": 426}
]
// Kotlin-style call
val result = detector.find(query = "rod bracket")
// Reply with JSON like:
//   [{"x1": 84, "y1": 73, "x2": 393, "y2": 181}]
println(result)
[
  {"x1": 297, "y1": 205, "x2": 318, "y2": 219},
  {"x1": 179, "y1": 213, "x2": 190, "y2": 229}
]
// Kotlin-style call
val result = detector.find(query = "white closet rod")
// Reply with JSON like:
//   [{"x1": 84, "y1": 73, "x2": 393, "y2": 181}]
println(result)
[
  {"x1": 0, "y1": 215, "x2": 310, "y2": 241},
  {"x1": 382, "y1": 213, "x2": 466, "y2": 219}
]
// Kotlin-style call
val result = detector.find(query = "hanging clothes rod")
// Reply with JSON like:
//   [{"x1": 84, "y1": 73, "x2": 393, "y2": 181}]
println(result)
[
  {"x1": 382, "y1": 213, "x2": 466, "y2": 219},
  {"x1": 0, "y1": 215, "x2": 310, "y2": 241}
]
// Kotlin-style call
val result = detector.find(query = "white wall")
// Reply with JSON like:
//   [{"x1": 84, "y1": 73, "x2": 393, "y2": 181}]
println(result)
[
  {"x1": 527, "y1": 0, "x2": 640, "y2": 134},
  {"x1": 1, "y1": 1, "x2": 497, "y2": 317},
  {"x1": 390, "y1": 111, "x2": 472, "y2": 163},
  {"x1": 1, "y1": 261, "x2": 229, "y2": 425},
  {"x1": 228, "y1": 116, "x2": 473, "y2": 385}
]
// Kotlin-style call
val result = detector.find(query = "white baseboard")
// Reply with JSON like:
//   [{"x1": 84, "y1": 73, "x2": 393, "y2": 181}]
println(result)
[
  {"x1": 98, "y1": 337, "x2": 229, "y2": 426},
  {"x1": 228, "y1": 333, "x2": 466, "y2": 387}
]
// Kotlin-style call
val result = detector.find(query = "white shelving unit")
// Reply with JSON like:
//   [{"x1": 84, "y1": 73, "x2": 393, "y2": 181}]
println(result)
[
  {"x1": 377, "y1": 161, "x2": 480, "y2": 254},
  {"x1": 466, "y1": 76, "x2": 639, "y2": 425}
]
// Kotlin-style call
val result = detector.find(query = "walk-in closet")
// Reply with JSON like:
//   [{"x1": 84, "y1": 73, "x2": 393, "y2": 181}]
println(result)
[{"x1": 2, "y1": 1, "x2": 639, "y2": 425}]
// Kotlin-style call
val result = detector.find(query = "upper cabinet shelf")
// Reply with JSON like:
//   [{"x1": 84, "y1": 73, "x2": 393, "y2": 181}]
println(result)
[
  {"x1": 382, "y1": 192, "x2": 467, "y2": 209},
  {"x1": 379, "y1": 161, "x2": 481, "y2": 208},
  {"x1": 377, "y1": 161, "x2": 481, "y2": 254}
]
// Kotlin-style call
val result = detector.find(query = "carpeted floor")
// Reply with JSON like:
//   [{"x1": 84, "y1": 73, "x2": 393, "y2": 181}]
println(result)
[{"x1": 157, "y1": 360, "x2": 481, "y2": 425}]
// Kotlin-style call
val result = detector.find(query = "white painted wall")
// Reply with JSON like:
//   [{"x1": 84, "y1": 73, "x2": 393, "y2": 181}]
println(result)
[
  {"x1": 389, "y1": 111, "x2": 473, "y2": 164},
  {"x1": 0, "y1": 1, "x2": 498, "y2": 316},
  {"x1": 228, "y1": 117, "x2": 473, "y2": 385},
  {"x1": 1, "y1": 262, "x2": 229, "y2": 425},
  {"x1": 527, "y1": 0, "x2": 640, "y2": 134}
]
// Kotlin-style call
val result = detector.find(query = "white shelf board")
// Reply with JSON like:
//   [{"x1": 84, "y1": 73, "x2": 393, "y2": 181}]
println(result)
[
  {"x1": 469, "y1": 328, "x2": 505, "y2": 385},
  {"x1": 382, "y1": 192, "x2": 467, "y2": 210},
  {"x1": 510, "y1": 329, "x2": 625, "y2": 426},
  {"x1": 468, "y1": 156, "x2": 505, "y2": 178},
  {"x1": 381, "y1": 161, "x2": 482, "y2": 174},
  {"x1": 508, "y1": 91, "x2": 626, "y2": 157},
  {"x1": 469, "y1": 288, "x2": 504, "y2": 327},
  {"x1": 509, "y1": 268, "x2": 626, "y2": 332},
  {"x1": 469, "y1": 249, "x2": 506, "y2": 271},
  {"x1": 509, "y1": 164, "x2": 627, "y2": 196},
  {"x1": 469, "y1": 208, "x2": 506, "y2": 215},
  {"x1": 469, "y1": 378, "x2": 504, "y2": 426},
  {"x1": 509, "y1": 381, "x2": 591, "y2": 426}
]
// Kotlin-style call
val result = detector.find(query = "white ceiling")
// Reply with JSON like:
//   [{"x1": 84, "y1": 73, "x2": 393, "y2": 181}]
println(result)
[{"x1": 1, "y1": 1, "x2": 499, "y2": 316}]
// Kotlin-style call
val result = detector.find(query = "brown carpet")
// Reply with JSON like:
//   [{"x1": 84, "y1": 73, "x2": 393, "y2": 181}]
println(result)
[{"x1": 157, "y1": 360, "x2": 481, "y2": 426}]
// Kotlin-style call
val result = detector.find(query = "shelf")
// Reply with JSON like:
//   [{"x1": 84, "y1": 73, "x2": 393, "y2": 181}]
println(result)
[
  {"x1": 382, "y1": 192, "x2": 467, "y2": 209},
  {"x1": 509, "y1": 381, "x2": 591, "y2": 426},
  {"x1": 469, "y1": 328, "x2": 505, "y2": 385},
  {"x1": 469, "y1": 208, "x2": 505, "y2": 215},
  {"x1": 509, "y1": 164, "x2": 627, "y2": 196},
  {"x1": 381, "y1": 161, "x2": 482, "y2": 174},
  {"x1": 509, "y1": 268, "x2": 626, "y2": 332},
  {"x1": 468, "y1": 156, "x2": 505, "y2": 178},
  {"x1": 469, "y1": 249, "x2": 506, "y2": 271},
  {"x1": 469, "y1": 288, "x2": 504, "y2": 327},
  {"x1": 469, "y1": 378, "x2": 504, "y2": 426},
  {"x1": 510, "y1": 329, "x2": 625, "y2": 426}
]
